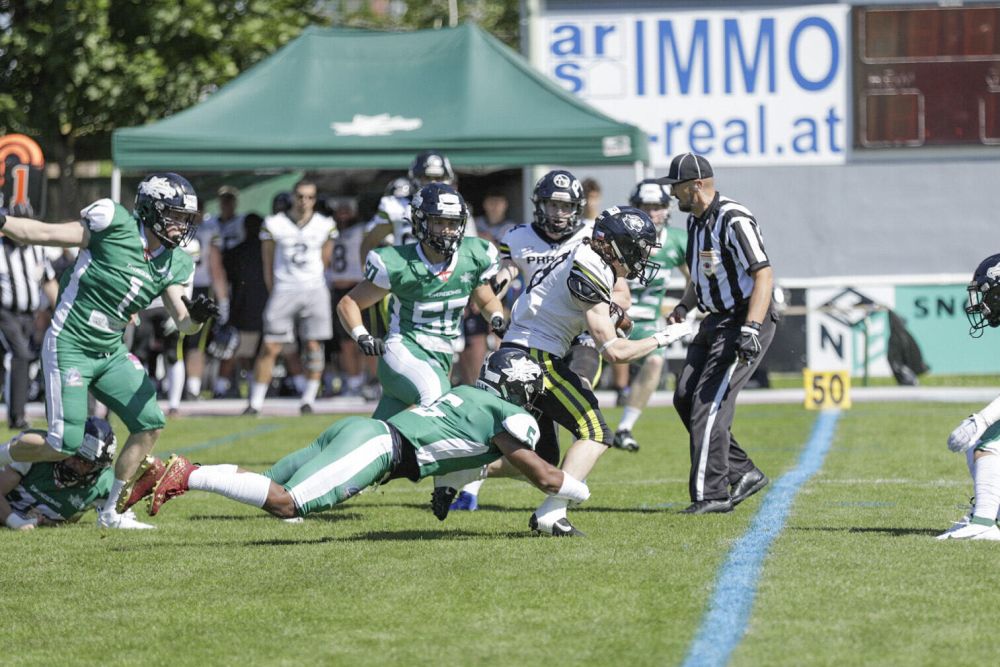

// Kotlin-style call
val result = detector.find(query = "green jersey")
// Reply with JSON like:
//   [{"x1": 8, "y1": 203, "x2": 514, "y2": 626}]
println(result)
[
  {"x1": 388, "y1": 385, "x2": 540, "y2": 478},
  {"x1": 364, "y1": 237, "x2": 498, "y2": 354},
  {"x1": 6, "y1": 461, "x2": 113, "y2": 523},
  {"x1": 627, "y1": 226, "x2": 687, "y2": 323},
  {"x1": 52, "y1": 199, "x2": 195, "y2": 353}
]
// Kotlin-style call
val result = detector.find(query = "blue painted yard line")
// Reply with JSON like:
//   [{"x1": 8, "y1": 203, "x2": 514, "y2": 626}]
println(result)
[
  {"x1": 171, "y1": 424, "x2": 284, "y2": 455},
  {"x1": 681, "y1": 409, "x2": 841, "y2": 667}
]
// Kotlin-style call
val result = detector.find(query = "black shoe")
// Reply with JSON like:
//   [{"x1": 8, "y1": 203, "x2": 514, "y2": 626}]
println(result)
[
  {"x1": 8, "y1": 418, "x2": 29, "y2": 430},
  {"x1": 242, "y1": 406, "x2": 259, "y2": 417},
  {"x1": 431, "y1": 486, "x2": 458, "y2": 521},
  {"x1": 679, "y1": 498, "x2": 733, "y2": 514},
  {"x1": 529, "y1": 513, "x2": 586, "y2": 537},
  {"x1": 612, "y1": 429, "x2": 639, "y2": 452},
  {"x1": 731, "y1": 469, "x2": 769, "y2": 506},
  {"x1": 299, "y1": 403, "x2": 314, "y2": 415}
]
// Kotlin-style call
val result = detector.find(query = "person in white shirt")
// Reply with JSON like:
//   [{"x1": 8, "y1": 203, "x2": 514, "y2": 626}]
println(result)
[{"x1": 245, "y1": 179, "x2": 338, "y2": 416}]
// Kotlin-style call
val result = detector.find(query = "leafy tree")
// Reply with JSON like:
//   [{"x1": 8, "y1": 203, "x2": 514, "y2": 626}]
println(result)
[
  {"x1": 329, "y1": 0, "x2": 519, "y2": 47},
  {"x1": 0, "y1": 0, "x2": 327, "y2": 215}
]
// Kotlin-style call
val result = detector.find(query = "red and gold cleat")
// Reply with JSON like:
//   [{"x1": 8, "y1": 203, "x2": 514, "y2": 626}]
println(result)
[
  {"x1": 116, "y1": 456, "x2": 166, "y2": 514},
  {"x1": 147, "y1": 455, "x2": 197, "y2": 516}
]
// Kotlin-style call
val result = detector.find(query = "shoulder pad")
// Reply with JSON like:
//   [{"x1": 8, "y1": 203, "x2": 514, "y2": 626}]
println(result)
[
  {"x1": 80, "y1": 199, "x2": 117, "y2": 233},
  {"x1": 567, "y1": 260, "x2": 612, "y2": 304},
  {"x1": 502, "y1": 412, "x2": 540, "y2": 450}
]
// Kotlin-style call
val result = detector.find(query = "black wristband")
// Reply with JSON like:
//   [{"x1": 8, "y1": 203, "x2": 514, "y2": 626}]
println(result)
[
  {"x1": 745, "y1": 321, "x2": 762, "y2": 331},
  {"x1": 0, "y1": 212, "x2": 6, "y2": 229}
]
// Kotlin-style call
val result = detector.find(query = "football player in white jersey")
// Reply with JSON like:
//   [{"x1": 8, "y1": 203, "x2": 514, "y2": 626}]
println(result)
[
  {"x1": 245, "y1": 179, "x2": 338, "y2": 416},
  {"x1": 449, "y1": 169, "x2": 629, "y2": 512},
  {"x1": 440, "y1": 207, "x2": 691, "y2": 535}
]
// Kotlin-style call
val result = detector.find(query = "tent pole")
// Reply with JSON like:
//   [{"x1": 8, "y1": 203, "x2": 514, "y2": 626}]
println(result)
[{"x1": 111, "y1": 167, "x2": 121, "y2": 203}]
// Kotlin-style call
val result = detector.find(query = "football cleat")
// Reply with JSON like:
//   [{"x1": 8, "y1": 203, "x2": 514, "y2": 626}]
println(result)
[
  {"x1": 612, "y1": 429, "x2": 640, "y2": 452},
  {"x1": 935, "y1": 515, "x2": 972, "y2": 540},
  {"x1": 450, "y1": 490, "x2": 479, "y2": 512},
  {"x1": 148, "y1": 455, "x2": 197, "y2": 516},
  {"x1": 937, "y1": 517, "x2": 1000, "y2": 541},
  {"x1": 116, "y1": 455, "x2": 166, "y2": 513},
  {"x1": 299, "y1": 403, "x2": 314, "y2": 415},
  {"x1": 97, "y1": 508, "x2": 156, "y2": 530},
  {"x1": 529, "y1": 512, "x2": 586, "y2": 537},
  {"x1": 431, "y1": 486, "x2": 458, "y2": 521}
]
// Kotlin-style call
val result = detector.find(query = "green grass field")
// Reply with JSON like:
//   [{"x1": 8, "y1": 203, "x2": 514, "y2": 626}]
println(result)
[{"x1": 1, "y1": 401, "x2": 991, "y2": 667}]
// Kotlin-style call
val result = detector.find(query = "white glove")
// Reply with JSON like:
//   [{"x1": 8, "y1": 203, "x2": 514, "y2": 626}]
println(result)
[
  {"x1": 948, "y1": 413, "x2": 989, "y2": 453},
  {"x1": 5, "y1": 512, "x2": 38, "y2": 531}
]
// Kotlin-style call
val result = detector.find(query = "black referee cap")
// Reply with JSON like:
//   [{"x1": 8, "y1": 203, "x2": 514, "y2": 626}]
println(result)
[{"x1": 656, "y1": 153, "x2": 713, "y2": 184}]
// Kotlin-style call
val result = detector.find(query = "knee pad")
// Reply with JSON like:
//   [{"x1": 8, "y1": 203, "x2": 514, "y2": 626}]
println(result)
[{"x1": 305, "y1": 348, "x2": 326, "y2": 374}]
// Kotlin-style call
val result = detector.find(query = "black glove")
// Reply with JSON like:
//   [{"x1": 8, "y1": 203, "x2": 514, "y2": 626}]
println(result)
[
  {"x1": 737, "y1": 322, "x2": 762, "y2": 364},
  {"x1": 357, "y1": 333, "x2": 385, "y2": 357},
  {"x1": 489, "y1": 275, "x2": 509, "y2": 296},
  {"x1": 490, "y1": 313, "x2": 508, "y2": 337},
  {"x1": 182, "y1": 294, "x2": 220, "y2": 324}
]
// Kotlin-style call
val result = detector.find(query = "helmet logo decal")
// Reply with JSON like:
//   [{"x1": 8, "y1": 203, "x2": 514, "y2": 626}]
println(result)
[
  {"x1": 987, "y1": 264, "x2": 1000, "y2": 281},
  {"x1": 502, "y1": 356, "x2": 542, "y2": 384},
  {"x1": 139, "y1": 176, "x2": 181, "y2": 201},
  {"x1": 436, "y1": 193, "x2": 463, "y2": 216},
  {"x1": 552, "y1": 174, "x2": 571, "y2": 189},
  {"x1": 622, "y1": 213, "x2": 646, "y2": 233}
]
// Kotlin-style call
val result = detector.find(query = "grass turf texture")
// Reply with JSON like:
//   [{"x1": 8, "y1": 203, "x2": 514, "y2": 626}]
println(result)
[{"x1": 0, "y1": 403, "x2": 987, "y2": 666}]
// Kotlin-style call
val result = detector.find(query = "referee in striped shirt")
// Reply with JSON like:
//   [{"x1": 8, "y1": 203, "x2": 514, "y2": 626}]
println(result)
[
  {"x1": 661, "y1": 153, "x2": 777, "y2": 515},
  {"x1": 0, "y1": 203, "x2": 57, "y2": 430}
]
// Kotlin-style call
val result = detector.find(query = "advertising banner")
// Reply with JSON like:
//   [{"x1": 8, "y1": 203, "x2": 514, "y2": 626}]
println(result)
[{"x1": 539, "y1": 4, "x2": 849, "y2": 167}]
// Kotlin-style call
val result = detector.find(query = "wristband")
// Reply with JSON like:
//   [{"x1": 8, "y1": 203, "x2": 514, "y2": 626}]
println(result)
[
  {"x1": 553, "y1": 472, "x2": 590, "y2": 504},
  {"x1": 489, "y1": 312, "x2": 504, "y2": 323},
  {"x1": 0, "y1": 212, "x2": 6, "y2": 229},
  {"x1": 350, "y1": 325, "x2": 370, "y2": 342},
  {"x1": 653, "y1": 331, "x2": 671, "y2": 348},
  {"x1": 5, "y1": 512, "x2": 36, "y2": 530},
  {"x1": 744, "y1": 321, "x2": 762, "y2": 331},
  {"x1": 598, "y1": 337, "x2": 621, "y2": 354}
]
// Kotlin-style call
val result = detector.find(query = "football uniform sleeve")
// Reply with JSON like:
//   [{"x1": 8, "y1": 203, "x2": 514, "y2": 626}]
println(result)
[
  {"x1": 259, "y1": 216, "x2": 276, "y2": 242},
  {"x1": 363, "y1": 250, "x2": 392, "y2": 290},
  {"x1": 79, "y1": 199, "x2": 117, "y2": 234},
  {"x1": 567, "y1": 248, "x2": 614, "y2": 305},
  {"x1": 497, "y1": 225, "x2": 520, "y2": 262},
  {"x1": 477, "y1": 239, "x2": 500, "y2": 284},
  {"x1": 727, "y1": 216, "x2": 770, "y2": 272},
  {"x1": 502, "y1": 412, "x2": 541, "y2": 450}
]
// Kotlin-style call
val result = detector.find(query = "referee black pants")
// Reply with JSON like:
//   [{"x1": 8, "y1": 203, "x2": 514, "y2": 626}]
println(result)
[
  {"x1": 0, "y1": 309, "x2": 37, "y2": 426},
  {"x1": 673, "y1": 307, "x2": 778, "y2": 502}
]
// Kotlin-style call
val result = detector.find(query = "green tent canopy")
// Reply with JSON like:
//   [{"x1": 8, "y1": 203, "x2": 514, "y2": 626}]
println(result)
[{"x1": 111, "y1": 24, "x2": 647, "y2": 171}]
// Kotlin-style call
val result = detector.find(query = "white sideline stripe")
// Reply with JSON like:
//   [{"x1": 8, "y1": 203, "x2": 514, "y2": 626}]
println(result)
[
  {"x1": 682, "y1": 409, "x2": 841, "y2": 667},
  {"x1": 695, "y1": 360, "x2": 738, "y2": 501},
  {"x1": 288, "y1": 434, "x2": 392, "y2": 508}
]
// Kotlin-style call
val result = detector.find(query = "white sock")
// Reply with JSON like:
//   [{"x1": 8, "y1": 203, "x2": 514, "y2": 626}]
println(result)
[
  {"x1": 101, "y1": 479, "x2": 127, "y2": 514},
  {"x1": 301, "y1": 379, "x2": 321, "y2": 406},
  {"x1": 167, "y1": 360, "x2": 185, "y2": 409},
  {"x1": 461, "y1": 479, "x2": 485, "y2": 497},
  {"x1": 618, "y1": 407, "x2": 642, "y2": 432},
  {"x1": 0, "y1": 441, "x2": 12, "y2": 466},
  {"x1": 189, "y1": 465, "x2": 270, "y2": 508},
  {"x1": 249, "y1": 382, "x2": 268, "y2": 410},
  {"x1": 186, "y1": 376, "x2": 202, "y2": 398},
  {"x1": 534, "y1": 495, "x2": 568, "y2": 528},
  {"x1": 292, "y1": 374, "x2": 306, "y2": 395},
  {"x1": 967, "y1": 448, "x2": 976, "y2": 481},
  {"x1": 973, "y1": 454, "x2": 1000, "y2": 521}
]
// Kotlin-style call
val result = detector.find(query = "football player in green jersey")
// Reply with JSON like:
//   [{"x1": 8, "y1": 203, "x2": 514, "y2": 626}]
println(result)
[
  {"x1": 612, "y1": 179, "x2": 690, "y2": 453},
  {"x1": 130, "y1": 348, "x2": 591, "y2": 526},
  {"x1": 0, "y1": 173, "x2": 219, "y2": 529},
  {"x1": 337, "y1": 183, "x2": 507, "y2": 420},
  {"x1": 1, "y1": 417, "x2": 121, "y2": 530}
]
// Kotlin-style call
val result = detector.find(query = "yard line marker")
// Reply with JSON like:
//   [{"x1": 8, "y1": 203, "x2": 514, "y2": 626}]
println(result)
[
  {"x1": 172, "y1": 424, "x2": 284, "y2": 455},
  {"x1": 681, "y1": 409, "x2": 841, "y2": 667}
]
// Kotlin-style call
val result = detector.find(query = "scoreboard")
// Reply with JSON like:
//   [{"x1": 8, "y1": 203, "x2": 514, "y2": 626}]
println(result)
[{"x1": 854, "y1": 4, "x2": 1000, "y2": 148}]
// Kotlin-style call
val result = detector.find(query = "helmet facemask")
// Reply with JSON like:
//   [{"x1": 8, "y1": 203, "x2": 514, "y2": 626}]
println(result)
[
  {"x1": 966, "y1": 281, "x2": 1000, "y2": 337},
  {"x1": 411, "y1": 183, "x2": 468, "y2": 259},
  {"x1": 135, "y1": 173, "x2": 200, "y2": 249}
]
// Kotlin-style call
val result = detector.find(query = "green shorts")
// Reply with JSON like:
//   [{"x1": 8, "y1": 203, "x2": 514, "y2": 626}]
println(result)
[
  {"x1": 43, "y1": 333, "x2": 164, "y2": 455},
  {"x1": 373, "y1": 337, "x2": 452, "y2": 420}
]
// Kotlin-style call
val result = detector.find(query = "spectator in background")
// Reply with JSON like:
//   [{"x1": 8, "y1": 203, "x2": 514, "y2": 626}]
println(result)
[
  {"x1": 245, "y1": 179, "x2": 338, "y2": 416},
  {"x1": 213, "y1": 213, "x2": 267, "y2": 399},
  {"x1": 0, "y1": 203, "x2": 57, "y2": 430},
  {"x1": 324, "y1": 197, "x2": 369, "y2": 397},
  {"x1": 581, "y1": 178, "x2": 602, "y2": 226},
  {"x1": 474, "y1": 190, "x2": 516, "y2": 244}
]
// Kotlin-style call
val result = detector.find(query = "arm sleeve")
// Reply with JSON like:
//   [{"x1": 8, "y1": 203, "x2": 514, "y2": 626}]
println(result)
[
  {"x1": 363, "y1": 250, "x2": 392, "y2": 290},
  {"x1": 477, "y1": 241, "x2": 500, "y2": 284},
  {"x1": 502, "y1": 412, "x2": 541, "y2": 450},
  {"x1": 728, "y1": 216, "x2": 770, "y2": 272},
  {"x1": 79, "y1": 199, "x2": 117, "y2": 234}
]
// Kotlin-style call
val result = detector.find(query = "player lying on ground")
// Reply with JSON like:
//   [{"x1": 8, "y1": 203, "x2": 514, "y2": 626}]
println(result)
[
  {"x1": 0, "y1": 418, "x2": 139, "y2": 530},
  {"x1": 940, "y1": 253, "x2": 1000, "y2": 541},
  {"x1": 118, "y1": 349, "x2": 590, "y2": 526}
]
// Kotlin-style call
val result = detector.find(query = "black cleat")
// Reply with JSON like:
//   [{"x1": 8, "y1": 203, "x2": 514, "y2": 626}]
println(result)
[
  {"x1": 299, "y1": 403, "x2": 314, "y2": 415},
  {"x1": 529, "y1": 513, "x2": 586, "y2": 537},
  {"x1": 679, "y1": 498, "x2": 734, "y2": 514},
  {"x1": 242, "y1": 406, "x2": 259, "y2": 417},
  {"x1": 612, "y1": 429, "x2": 640, "y2": 452},
  {"x1": 431, "y1": 486, "x2": 458, "y2": 521},
  {"x1": 731, "y1": 469, "x2": 769, "y2": 506}
]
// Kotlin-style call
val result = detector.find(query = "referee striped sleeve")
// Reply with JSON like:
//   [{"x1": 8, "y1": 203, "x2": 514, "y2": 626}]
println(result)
[{"x1": 729, "y1": 217, "x2": 770, "y2": 271}]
